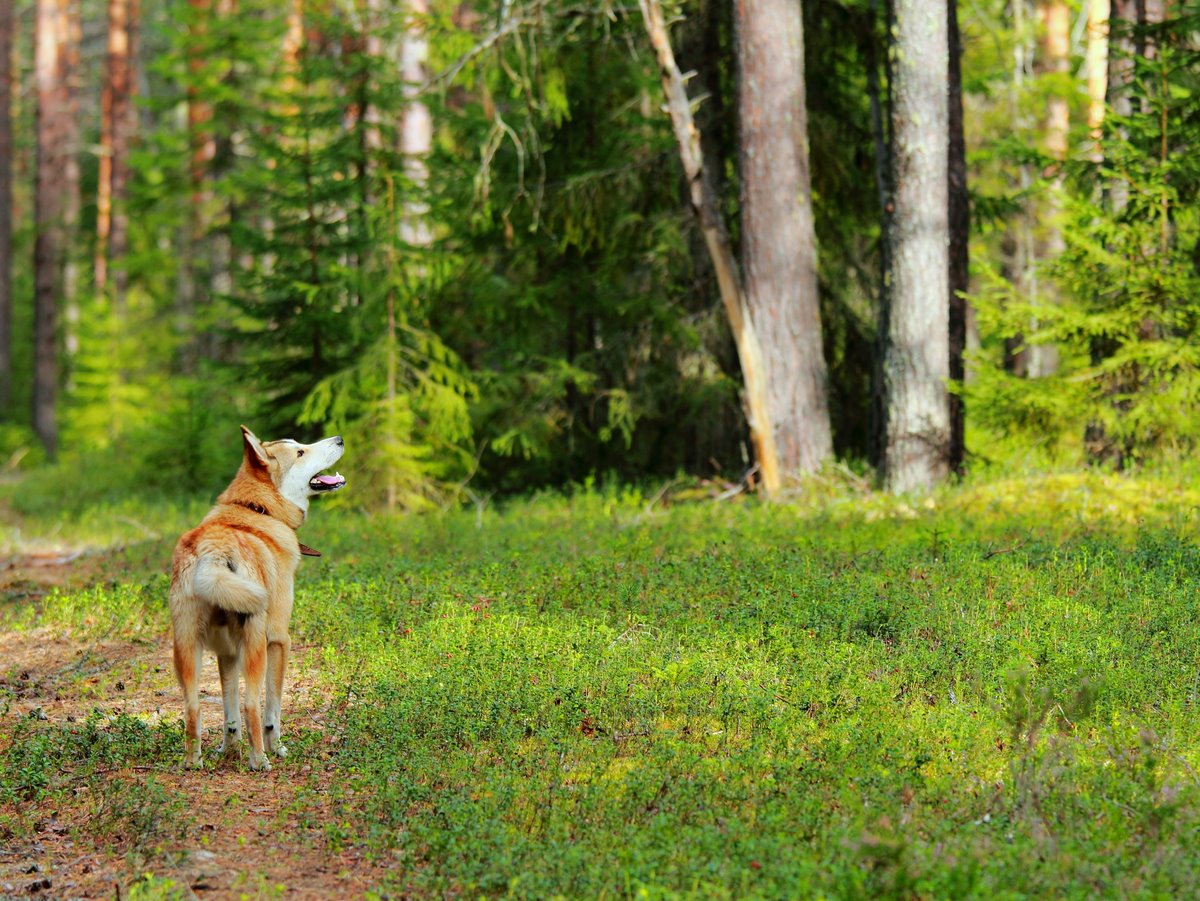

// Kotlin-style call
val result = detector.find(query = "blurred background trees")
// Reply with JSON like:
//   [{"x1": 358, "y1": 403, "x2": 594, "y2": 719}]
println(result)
[{"x1": 1, "y1": 0, "x2": 1198, "y2": 508}]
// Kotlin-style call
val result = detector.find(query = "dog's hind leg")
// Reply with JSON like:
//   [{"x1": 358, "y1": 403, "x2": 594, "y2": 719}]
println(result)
[
  {"x1": 265, "y1": 636, "x2": 290, "y2": 758},
  {"x1": 242, "y1": 625, "x2": 272, "y2": 772},
  {"x1": 173, "y1": 636, "x2": 203, "y2": 769},
  {"x1": 217, "y1": 653, "x2": 243, "y2": 756}
]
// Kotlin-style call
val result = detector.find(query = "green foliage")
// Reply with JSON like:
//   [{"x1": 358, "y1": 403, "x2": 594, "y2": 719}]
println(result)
[
  {"x1": 7, "y1": 482, "x2": 1200, "y2": 892},
  {"x1": 966, "y1": 12, "x2": 1200, "y2": 466},
  {"x1": 9, "y1": 478, "x2": 1200, "y2": 893}
]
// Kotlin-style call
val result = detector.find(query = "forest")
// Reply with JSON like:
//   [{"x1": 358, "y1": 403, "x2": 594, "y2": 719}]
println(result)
[
  {"x1": 0, "y1": 0, "x2": 1195, "y2": 506},
  {"x1": 6, "y1": 2, "x2": 1200, "y2": 896}
]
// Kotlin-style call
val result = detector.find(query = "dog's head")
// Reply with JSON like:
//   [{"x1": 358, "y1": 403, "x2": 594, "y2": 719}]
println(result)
[{"x1": 240, "y1": 425, "x2": 346, "y2": 511}]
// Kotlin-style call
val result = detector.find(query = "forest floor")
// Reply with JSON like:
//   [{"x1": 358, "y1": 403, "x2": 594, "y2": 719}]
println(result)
[
  {"x1": 0, "y1": 546, "x2": 394, "y2": 900},
  {"x1": 4, "y1": 474, "x2": 1200, "y2": 898}
]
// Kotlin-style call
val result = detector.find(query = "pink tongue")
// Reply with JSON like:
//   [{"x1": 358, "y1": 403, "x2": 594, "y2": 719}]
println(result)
[{"x1": 313, "y1": 474, "x2": 343, "y2": 486}]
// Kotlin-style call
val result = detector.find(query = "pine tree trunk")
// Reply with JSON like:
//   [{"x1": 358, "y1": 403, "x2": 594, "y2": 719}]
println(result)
[
  {"x1": 734, "y1": 0, "x2": 833, "y2": 478},
  {"x1": 96, "y1": 0, "x2": 138, "y2": 309},
  {"x1": 182, "y1": 0, "x2": 214, "y2": 372},
  {"x1": 0, "y1": 0, "x2": 12, "y2": 414},
  {"x1": 883, "y1": 0, "x2": 949, "y2": 493},
  {"x1": 947, "y1": 0, "x2": 968, "y2": 475},
  {"x1": 638, "y1": 0, "x2": 784, "y2": 493},
  {"x1": 33, "y1": 0, "x2": 79, "y2": 457},
  {"x1": 866, "y1": 0, "x2": 891, "y2": 469}
]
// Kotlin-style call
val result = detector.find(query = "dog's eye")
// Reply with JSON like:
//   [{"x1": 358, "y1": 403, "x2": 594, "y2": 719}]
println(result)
[{"x1": 296, "y1": 450, "x2": 305, "y2": 457}]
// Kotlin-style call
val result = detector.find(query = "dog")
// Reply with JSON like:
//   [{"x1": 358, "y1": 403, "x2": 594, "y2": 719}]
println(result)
[{"x1": 169, "y1": 426, "x2": 346, "y2": 771}]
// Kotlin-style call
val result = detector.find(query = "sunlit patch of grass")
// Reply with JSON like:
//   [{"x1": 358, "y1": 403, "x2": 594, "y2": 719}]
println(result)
[{"x1": 8, "y1": 480, "x2": 1200, "y2": 895}]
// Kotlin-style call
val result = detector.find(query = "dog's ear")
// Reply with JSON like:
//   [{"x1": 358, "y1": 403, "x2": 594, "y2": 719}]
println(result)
[{"x1": 240, "y1": 425, "x2": 270, "y2": 471}]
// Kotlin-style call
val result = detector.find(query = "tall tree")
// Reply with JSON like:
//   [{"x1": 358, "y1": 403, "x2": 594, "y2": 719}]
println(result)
[
  {"x1": 181, "y1": 0, "x2": 215, "y2": 370},
  {"x1": 882, "y1": 0, "x2": 949, "y2": 493},
  {"x1": 33, "y1": 0, "x2": 79, "y2": 456},
  {"x1": 639, "y1": 0, "x2": 785, "y2": 492},
  {"x1": 399, "y1": 0, "x2": 432, "y2": 249},
  {"x1": 0, "y1": 0, "x2": 12, "y2": 414},
  {"x1": 1086, "y1": 0, "x2": 1109, "y2": 160},
  {"x1": 95, "y1": 0, "x2": 139, "y2": 308},
  {"x1": 733, "y1": 0, "x2": 833, "y2": 478},
  {"x1": 1020, "y1": 0, "x2": 1068, "y2": 379},
  {"x1": 947, "y1": 0, "x2": 968, "y2": 474}
]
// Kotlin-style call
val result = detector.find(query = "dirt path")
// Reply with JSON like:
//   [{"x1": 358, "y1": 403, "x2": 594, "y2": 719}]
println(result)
[{"x1": 0, "y1": 557, "x2": 396, "y2": 900}]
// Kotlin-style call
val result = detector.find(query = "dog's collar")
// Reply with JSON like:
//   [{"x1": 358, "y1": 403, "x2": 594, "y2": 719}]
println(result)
[{"x1": 231, "y1": 500, "x2": 322, "y2": 557}]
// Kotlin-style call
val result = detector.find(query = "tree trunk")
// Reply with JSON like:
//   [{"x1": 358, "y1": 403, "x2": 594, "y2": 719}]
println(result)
[
  {"x1": 883, "y1": 0, "x2": 949, "y2": 493},
  {"x1": 947, "y1": 0, "x2": 968, "y2": 475},
  {"x1": 638, "y1": 0, "x2": 784, "y2": 493},
  {"x1": 866, "y1": 0, "x2": 892, "y2": 470},
  {"x1": 33, "y1": 0, "x2": 79, "y2": 457},
  {"x1": 1086, "y1": 0, "x2": 1109, "y2": 160},
  {"x1": 96, "y1": 0, "x2": 139, "y2": 309},
  {"x1": 0, "y1": 0, "x2": 12, "y2": 414},
  {"x1": 400, "y1": 0, "x2": 433, "y2": 249},
  {"x1": 734, "y1": 0, "x2": 833, "y2": 477},
  {"x1": 1019, "y1": 0, "x2": 1068, "y2": 380},
  {"x1": 1040, "y1": 0, "x2": 1069, "y2": 163},
  {"x1": 1106, "y1": 0, "x2": 1135, "y2": 211},
  {"x1": 181, "y1": 0, "x2": 214, "y2": 372}
]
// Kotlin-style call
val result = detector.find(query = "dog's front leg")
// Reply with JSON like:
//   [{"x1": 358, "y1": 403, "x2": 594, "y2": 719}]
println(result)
[
  {"x1": 265, "y1": 635, "x2": 290, "y2": 758},
  {"x1": 217, "y1": 653, "x2": 243, "y2": 755}
]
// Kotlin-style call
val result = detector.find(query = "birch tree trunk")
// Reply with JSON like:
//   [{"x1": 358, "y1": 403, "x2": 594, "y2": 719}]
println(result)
[
  {"x1": 734, "y1": 0, "x2": 833, "y2": 477},
  {"x1": 96, "y1": 0, "x2": 139, "y2": 309},
  {"x1": 638, "y1": 0, "x2": 784, "y2": 493},
  {"x1": 947, "y1": 0, "x2": 968, "y2": 474},
  {"x1": 0, "y1": 0, "x2": 12, "y2": 413},
  {"x1": 883, "y1": 0, "x2": 950, "y2": 493},
  {"x1": 33, "y1": 0, "x2": 79, "y2": 457},
  {"x1": 1086, "y1": 0, "x2": 1109, "y2": 160},
  {"x1": 1106, "y1": 0, "x2": 1135, "y2": 211},
  {"x1": 400, "y1": 0, "x2": 432, "y2": 249}
]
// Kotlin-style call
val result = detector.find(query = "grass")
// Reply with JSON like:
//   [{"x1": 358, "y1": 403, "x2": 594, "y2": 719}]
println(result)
[{"x1": 5, "y1": 473, "x2": 1200, "y2": 896}]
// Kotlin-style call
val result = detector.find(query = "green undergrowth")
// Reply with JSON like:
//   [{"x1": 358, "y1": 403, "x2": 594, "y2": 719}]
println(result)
[{"x1": 6, "y1": 474, "x2": 1200, "y2": 896}]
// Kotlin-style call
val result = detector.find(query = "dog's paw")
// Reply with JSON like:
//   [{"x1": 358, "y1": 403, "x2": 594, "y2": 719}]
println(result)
[
  {"x1": 248, "y1": 752, "x2": 273, "y2": 773},
  {"x1": 272, "y1": 743, "x2": 288, "y2": 758},
  {"x1": 184, "y1": 754, "x2": 204, "y2": 770}
]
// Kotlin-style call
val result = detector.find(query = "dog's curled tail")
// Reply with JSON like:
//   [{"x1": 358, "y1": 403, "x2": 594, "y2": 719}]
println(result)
[{"x1": 192, "y1": 557, "x2": 268, "y2": 615}]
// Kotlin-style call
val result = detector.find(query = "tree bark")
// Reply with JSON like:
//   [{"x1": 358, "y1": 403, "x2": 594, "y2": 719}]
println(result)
[
  {"x1": 400, "y1": 0, "x2": 433, "y2": 249},
  {"x1": 1021, "y1": 0, "x2": 1068, "y2": 379},
  {"x1": 0, "y1": 0, "x2": 12, "y2": 413},
  {"x1": 734, "y1": 0, "x2": 833, "y2": 477},
  {"x1": 866, "y1": 0, "x2": 892, "y2": 470},
  {"x1": 96, "y1": 0, "x2": 139, "y2": 309},
  {"x1": 638, "y1": 0, "x2": 784, "y2": 493},
  {"x1": 33, "y1": 0, "x2": 79, "y2": 457},
  {"x1": 947, "y1": 0, "x2": 968, "y2": 475},
  {"x1": 883, "y1": 0, "x2": 950, "y2": 493},
  {"x1": 1106, "y1": 0, "x2": 1135, "y2": 211},
  {"x1": 1086, "y1": 0, "x2": 1109, "y2": 160},
  {"x1": 181, "y1": 0, "x2": 214, "y2": 372}
]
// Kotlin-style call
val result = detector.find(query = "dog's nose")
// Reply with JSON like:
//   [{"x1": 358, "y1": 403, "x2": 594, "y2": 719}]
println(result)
[{"x1": 334, "y1": 435, "x2": 344, "y2": 447}]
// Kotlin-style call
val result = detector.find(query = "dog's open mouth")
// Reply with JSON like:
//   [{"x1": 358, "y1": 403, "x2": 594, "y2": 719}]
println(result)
[{"x1": 309, "y1": 472, "x2": 346, "y2": 492}]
